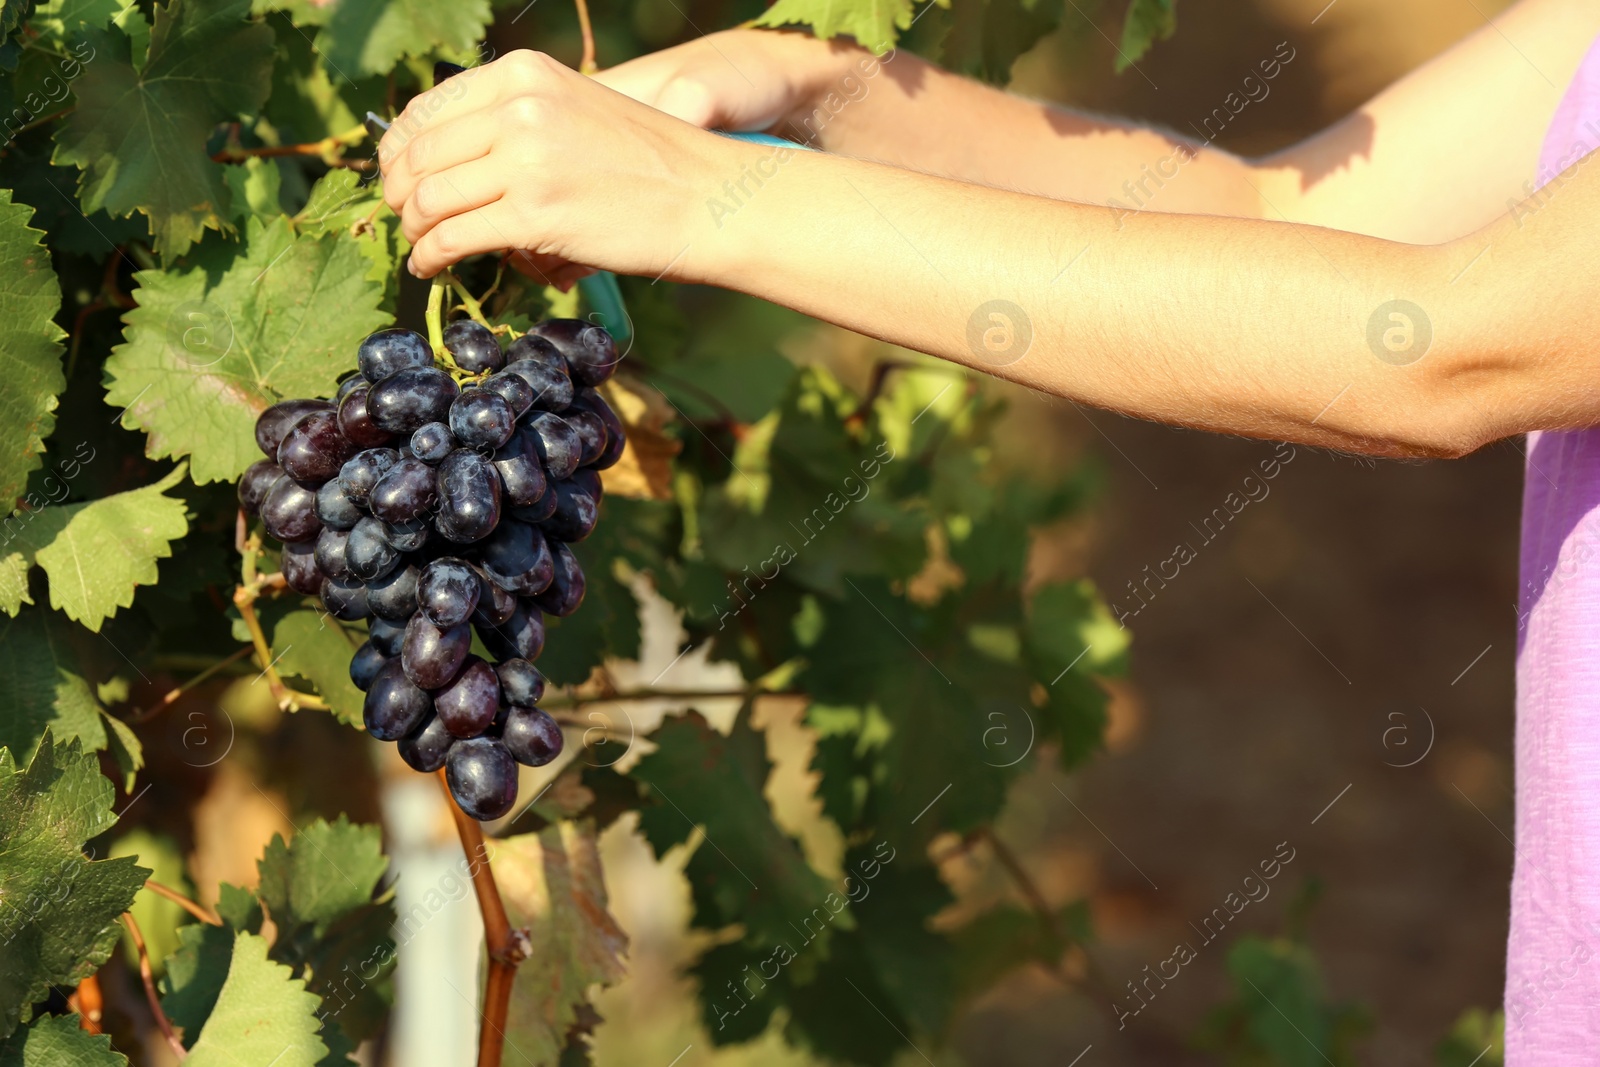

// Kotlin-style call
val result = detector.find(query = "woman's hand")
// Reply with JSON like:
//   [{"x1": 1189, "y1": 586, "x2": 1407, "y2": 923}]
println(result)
[
  {"x1": 377, "y1": 49, "x2": 743, "y2": 280},
  {"x1": 592, "y1": 28, "x2": 864, "y2": 135}
]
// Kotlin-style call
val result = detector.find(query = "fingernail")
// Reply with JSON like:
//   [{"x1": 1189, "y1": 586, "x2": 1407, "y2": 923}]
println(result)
[{"x1": 407, "y1": 256, "x2": 420, "y2": 277}]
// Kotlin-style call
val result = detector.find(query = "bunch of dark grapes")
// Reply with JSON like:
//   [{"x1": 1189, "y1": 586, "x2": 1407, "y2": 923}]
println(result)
[{"x1": 237, "y1": 318, "x2": 624, "y2": 820}]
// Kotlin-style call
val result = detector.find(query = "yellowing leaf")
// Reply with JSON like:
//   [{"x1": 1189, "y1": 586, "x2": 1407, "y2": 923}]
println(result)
[{"x1": 494, "y1": 821, "x2": 628, "y2": 1065}]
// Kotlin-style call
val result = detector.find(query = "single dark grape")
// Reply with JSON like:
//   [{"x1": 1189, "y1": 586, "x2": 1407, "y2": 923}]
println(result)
[
  {"x1": 570, "y1": 388, "x2": 625, "y2": 462},
  {"x1": 503, "y1": 335, "x2": 574, "y2": 412},
  {"x1": 532, "y1": 319, "x2": 620, "y2": 386},
  {"x1": 538, "y1": 476, "x2": 599, "y2": 543},
  {"x1": 261, "y1": 478, "x2": 323, "y2": 543},
  {"x1": 367, "y1": 367, "x2": 460, "y2": 434},
  {"x1": 532, "y1": 540, "x2": 585, "y2": 617},
  {"x1": 525, "y1": 413, "x2": 582, "y2": 481},
  {"x1": 314, "y1": 526, "x2": 352, "y2": 579},
  {"x1": 434, "y1": 59, "x2": 468, "y2": 83},
  {"x1": 256, "y1": 399, "x2": 333, "y2": 458},
  {"x1": 281, "y1": 541, "x2": 324, "y2": 595},
  {"x1": 509, "y1": 489, "x2": 558, "y2": 525},
  {"x1": 563, "y1": 409, "x2": 607, "y2": 468},
  {"x1": 443, "y1": 320, "x2": 505, "y2": 374},
  {"x1": 369, "y1": 457, "x2": 438, "y2": 523},
  {"x1": 398, "y1": 713, "x2": 455, "y2": 772},
  {"x1": 446, "y1": 737, "x2": 518, "y2": 821},
  {"x1": 238, "y1": 460, "x2": 286, "y2": 516},
  {"x1": 470, "y1": 565, "x2": 518, "y2": 626},
  {"x1": 401, "y1": 614, "x2": 471, "y2": 690},
  {"x1": 434, "y1": 657, "x2": 501, "y2": 738},
  {"x1": 502, "y1": 707, "x2": 564, "y2": 767},
  {"x1": 367, "y1": 562, "x2": 420, "y2": 621},
  {"x1": 350, "y1": 642, "x2": 387, "y2": 691},
  {"x1": 496, "y1": 659, "x2": 546, "y2": 707},
  {"x1": 337, "y1": 382, "x2": 395, "y2": 449},
  {"x1": 410, "y1": 421, "x2": 455, "y2": 464},
  {"x1": 490, "y1": 429, "x2": 547, "y2": 508},
  {"x1": 315, "y1": 478, "x2": 362, "y2": 530},
  {"x1": 419, "y1": 557, "x2": 481, "y2": 627},
  {"x1": 368, "y1": 616, "x2": 407, "y2": 657},
  {"x1": 336, "y1": 374, "x2": 364, "y2": 402},
  {"x1": 320, "y1": 575, "x2": 371, "y2": 621},
  {"x1": 383, "y1": 517, "x2": 431, "y2": 553},
  {"x1": 479, "y1": 520, "x2": 554, "y2": 595},
  {"x1": 277, "y1": 409, "x2": 354, "y2": 488},
  {"x1": 338, "y1": 448, "x2": 400, "y2": 507},
  {"x1": 358, "y1": 328, "x2": 434, "y2": 383},
  {"x1": 435, "y1": 449, "x2": 502, "y2": 543},
  {"x1": 477, "y1": 600, "x2": 545, "y2": 661},
  {"x1": 347, "y1": 515, "x2": 400, "y2": 581},
  {"x1": 481, "y1": 372, "x2": 534, "y2": 419},
  {"x1": 449, "y1": 389, "x2": 516, "y2": 451},
  {"x1": 364, "y1": 659, "x2": 432, "y2": 741}
]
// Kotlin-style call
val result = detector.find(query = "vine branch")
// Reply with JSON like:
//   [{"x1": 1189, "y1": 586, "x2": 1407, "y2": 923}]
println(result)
[
  {"x1": 437, "y1": 770, "x2": 529, "y2": 1067},
  {"x1": 126, "y1": 646, "x2": 255, "y2": 723},
  {"x1": 123, "y1": 912, "x2": 187, "y2": 1061},
  {"x1": 144, "y1": 879, "x2": 223, "y2": 926}
]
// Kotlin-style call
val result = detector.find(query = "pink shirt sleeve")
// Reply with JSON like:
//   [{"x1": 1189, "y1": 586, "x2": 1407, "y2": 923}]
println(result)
[{"x1": 1507, "y1": 30, "x2": 1600, "y2": 1065}]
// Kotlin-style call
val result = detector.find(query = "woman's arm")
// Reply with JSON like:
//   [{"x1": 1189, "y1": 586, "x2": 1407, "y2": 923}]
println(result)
[
  {"x1": 597, "y1": 0, "x2": 1600, "y2": 241},
  {"x1": 380, "y1": 50, "x2": 1600, "y2": 460}
]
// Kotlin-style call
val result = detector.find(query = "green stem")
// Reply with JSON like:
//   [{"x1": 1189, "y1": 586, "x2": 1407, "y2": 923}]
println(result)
[
  {"x1": 444, "y1": 271, "x2": 493, "y2": 329},
  {"x1": 426, "y1": 276, "x2": 447, "y2": 357}
]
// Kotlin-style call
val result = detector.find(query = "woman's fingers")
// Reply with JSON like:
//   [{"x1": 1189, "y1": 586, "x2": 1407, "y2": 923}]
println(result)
[
  {"x1": 399, "y1": 157, "x2": 507, "y2": 244},
  {"x1": 407, "y1": 201, "x2": 532, "y2": 279},
  {"x1": 380, "y1": 109, "x2": 498, "y2": 211}
]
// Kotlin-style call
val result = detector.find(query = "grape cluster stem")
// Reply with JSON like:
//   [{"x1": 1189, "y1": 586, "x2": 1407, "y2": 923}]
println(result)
[{"x1": 437, "y1": 770, "x2": 529, "y2": 1067}]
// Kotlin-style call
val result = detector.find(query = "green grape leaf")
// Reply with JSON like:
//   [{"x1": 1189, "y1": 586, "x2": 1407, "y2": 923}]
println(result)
[
  {"x1": 494, "y1": 822, "x2": 628, "y2": 1066},
  {"x1": 0, "y1": 189, "x2": 66, "y2": 510},
  {"x1": 0, "y1": 1013, "x2": 128, "y2": 1066},
  {"x1": 803, "y1": 579, "x2": 1022, "y2": 846},
  {"x1": 1197, "y1": 934, "x2": 1370, "y2": 1067},
  {"x1": 256, "y1": 815, "x2": 389, "y2": 939},
  {"x1": 1436, "y1": 1008, "x2": 1503, "y2": 1067},
  {"x1": 260, "y1": 0, "x2": 490, "y2": 79},
  {"x1": 1, "y1": 0, "x2": 25, "y2": 34},
  {"x1": 0, "y1": 610, "x2": 104, "y2": 761},
  {"x1": 160, "y1": 920, "x2": 236, "y2": 1044},
  {"x1": 293, "y1": 169, "x2": 407, "y2": 307},
  {"x1": 932, "y1": 0, "x2": 1067, "y2": 83},
  {"x1": 632, "y1": 706, "x2": 837, "y2": 949},
  {"x1": 752, "y1": 0, "x2": 933, "y2": 54},
  {"x1": 183, "y1": 931, "x2": 328, "y2": 1067},
  {"x1": 1117, "y1": 0, "x2": 1175, "y2": 72},
  {"x1": 51, "y1": 0, "x2": 275, "y2": 258},
  {"x1": 0, "y1": 732, "x2": 151, "y2": 1038},
  {"x1": 105, "y1": 216, "x2": 388, "y2": 484},
  {"x1": 256, "y1": 816, "x2": 393, "y2": 1055},
  {"x1": 222, "y1": 158, "x2": 282, "y2": 222},
  {"x1": 0, "y1": 465, "x2": 190, "y2": 630},
  {"x1": 266, "y1": 608, "x2": 366, "y2": 725},
  {"x1": 1025, "y1": 579, "x2": 1127, "y2": 768}
]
